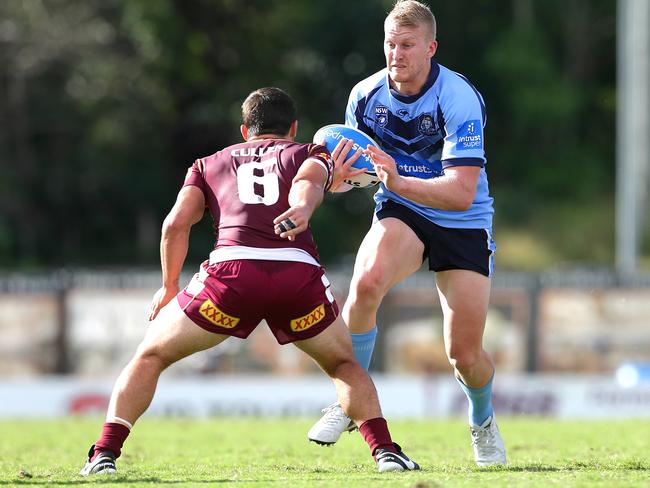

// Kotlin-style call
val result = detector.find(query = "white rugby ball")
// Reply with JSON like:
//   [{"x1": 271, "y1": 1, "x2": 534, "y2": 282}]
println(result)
[{"x1": 312, "y1": 124, "x2": 380, "y2": 188}]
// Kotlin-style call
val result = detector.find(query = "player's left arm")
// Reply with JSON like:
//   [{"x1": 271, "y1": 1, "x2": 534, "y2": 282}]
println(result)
[
  {"x1": 149, "y1": 185, "x2": 205, "y2": 320},
  {"x1": 367, "y1": 145, "x2": 480, "y2": 210},
  {"x1": 273, "y1": 159, "x2": 328, "y2": 241}
]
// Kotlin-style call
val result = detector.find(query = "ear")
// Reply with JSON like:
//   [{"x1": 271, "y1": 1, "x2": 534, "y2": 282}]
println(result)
[
  {"x1": 428, "y1": 40, "x2": 438, "y2": 58},
  {"x1": 240, "y1": 124, "x2": 249, "y2": 141},
  {"x1": 288, "y1": 120, "x2": 298, "y2": 139}
]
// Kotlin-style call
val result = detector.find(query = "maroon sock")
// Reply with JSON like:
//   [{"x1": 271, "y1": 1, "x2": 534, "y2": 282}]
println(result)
[
  {"x1": 92, "y1": 422, "x2": 131, "y2": 460},
  {"x1": 359, "y1": 417, "x2": 397, "y2": 456}
]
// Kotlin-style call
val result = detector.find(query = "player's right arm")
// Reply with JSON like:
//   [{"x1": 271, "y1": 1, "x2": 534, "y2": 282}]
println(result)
[
  {"x1": 273, "y1": 157, "x2": 329, "y2": 242},
  {"x1": 148, "y1": 185, "x2": 205, "y2": 320}
]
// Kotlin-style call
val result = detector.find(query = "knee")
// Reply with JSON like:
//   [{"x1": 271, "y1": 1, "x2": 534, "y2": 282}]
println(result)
[
  {"x1": 447, "y1": 347, "x2": 482, "y2": 373},
  {"x1": 350, "y1": 272, "x2": 386, "y2": 304},
  {"x1": 133, "y1": 344, "x2": 173, "y2": 371},
  {"x1": 326, "y1": 356, "x2": 360, "y2": 379}
]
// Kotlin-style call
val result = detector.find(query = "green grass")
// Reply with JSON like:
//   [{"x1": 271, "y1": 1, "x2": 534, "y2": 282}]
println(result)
[{"x1": 1, "y1": 418, "x2": 649, "y2": 487}]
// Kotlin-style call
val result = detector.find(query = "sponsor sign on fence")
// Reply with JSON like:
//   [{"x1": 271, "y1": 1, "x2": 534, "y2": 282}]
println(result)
[{"x1": 1, "y1": 374, "x2": 649, "y2": 419}]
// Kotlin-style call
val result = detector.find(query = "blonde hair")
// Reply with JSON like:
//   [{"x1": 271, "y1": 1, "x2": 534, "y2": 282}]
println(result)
[{"x1": 386, "y1": 0, "x2": 436, "y2": 40}]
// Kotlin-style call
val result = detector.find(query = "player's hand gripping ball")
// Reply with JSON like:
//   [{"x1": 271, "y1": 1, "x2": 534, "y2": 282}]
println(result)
[{"x1": 313, "y1": 124, "x2": 380, "y2": 188}]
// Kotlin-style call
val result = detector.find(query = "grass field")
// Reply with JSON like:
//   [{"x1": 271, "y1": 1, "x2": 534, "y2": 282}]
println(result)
[{"x1": 1, "y1": 417, "x2": 649, "y2": 487}]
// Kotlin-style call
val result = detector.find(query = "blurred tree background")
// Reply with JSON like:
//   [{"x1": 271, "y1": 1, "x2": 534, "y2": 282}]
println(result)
[{"x1": 0, "y1": 0, "x2": 619, "y2": 271}]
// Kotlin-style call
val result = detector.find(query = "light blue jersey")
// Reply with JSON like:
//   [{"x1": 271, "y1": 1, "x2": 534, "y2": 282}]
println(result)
[{"x1": 345, "y1": 60, "x2": 494, "y2": 229}]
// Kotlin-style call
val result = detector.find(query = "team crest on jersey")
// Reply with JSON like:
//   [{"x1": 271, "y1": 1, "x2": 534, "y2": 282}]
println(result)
[
  {"x1": 374, "y1": 105, "x2": 389, "y2": 127},
  {"x1": 418, "y1": 114, "x2": 437, "y2": 136},
  {"x1": 290, "y1": 304, "x2": 325, "y2": 332},
  {"x1": 199, "y1": 299, "x2": 240, "y2": 329}
]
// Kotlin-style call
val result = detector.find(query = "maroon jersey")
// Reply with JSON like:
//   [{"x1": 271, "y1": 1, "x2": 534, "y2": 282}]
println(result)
[{"x1": 183, "y1": 139, "x2": 333, "y2": 261}]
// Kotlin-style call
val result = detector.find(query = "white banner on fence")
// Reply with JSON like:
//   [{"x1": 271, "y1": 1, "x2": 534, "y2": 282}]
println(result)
[{"x1": 1, "y1": 374, "x2": 649, "y2": 419}]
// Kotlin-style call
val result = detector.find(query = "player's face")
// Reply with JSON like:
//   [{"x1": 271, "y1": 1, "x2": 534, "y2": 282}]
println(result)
[{"x1": 384, "y1": 20, "x2": 437, "y2": 95}]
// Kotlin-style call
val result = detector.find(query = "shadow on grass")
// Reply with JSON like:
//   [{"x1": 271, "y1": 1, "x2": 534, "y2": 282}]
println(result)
[{"x1": 5, "y1": 461, "x2": 647, "y2": 484}]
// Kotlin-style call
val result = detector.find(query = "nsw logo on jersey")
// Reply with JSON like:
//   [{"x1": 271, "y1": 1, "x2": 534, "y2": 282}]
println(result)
[
  {"x1": 290, "y1": 304, "x2": 325, "y2": 332},
  {"x1": 374, "y1": 105, "x2": 389, "y2": 127},
  {"x1": 456, "y1": 119, "x2": 483, "y2": 150}
]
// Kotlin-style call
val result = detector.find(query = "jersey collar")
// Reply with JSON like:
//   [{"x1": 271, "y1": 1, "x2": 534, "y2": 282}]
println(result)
[{"x1": 388, "y1": 59, "x2": 440, "y2": 104}]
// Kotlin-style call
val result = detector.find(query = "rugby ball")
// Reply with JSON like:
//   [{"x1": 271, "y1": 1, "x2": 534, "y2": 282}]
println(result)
[{"x1": 312, "y1": 124, "x2": 380, "y2": 188}]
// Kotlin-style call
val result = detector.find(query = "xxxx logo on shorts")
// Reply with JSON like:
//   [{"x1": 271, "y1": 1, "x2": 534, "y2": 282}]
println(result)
[
  {"x1": 291, "y1": 304, "x2": 325, "y2": 332},
  {"x1": 199, "y1": 299, "x2": 240, "y2": 329}
]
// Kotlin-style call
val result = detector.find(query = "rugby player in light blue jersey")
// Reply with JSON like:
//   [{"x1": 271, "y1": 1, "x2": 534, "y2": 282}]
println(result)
[{"x1": 308, "y1": 0, "x2": 506, "y2": 466}]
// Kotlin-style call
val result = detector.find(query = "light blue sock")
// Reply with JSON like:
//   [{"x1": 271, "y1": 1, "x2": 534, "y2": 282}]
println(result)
[
  {"x1": 351, "y1": 326, "x2": 377, "y2": 370},
  {"x1": 456, "y1": 373, "x2": 495, "y2": 426}
]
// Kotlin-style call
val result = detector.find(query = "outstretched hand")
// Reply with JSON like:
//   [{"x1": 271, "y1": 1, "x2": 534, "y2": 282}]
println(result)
[
  {"x1": 148, "y1": 284, "x2": 179, "y2": 321},
  {"x1": 325, "y1": 138, "x2": 367, "y2": 192}
]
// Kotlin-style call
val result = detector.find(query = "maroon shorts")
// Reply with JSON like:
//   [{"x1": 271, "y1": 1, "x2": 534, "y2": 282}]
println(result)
[{"x1": 177, "y1": 260, "x2": 339, "y2": 344}]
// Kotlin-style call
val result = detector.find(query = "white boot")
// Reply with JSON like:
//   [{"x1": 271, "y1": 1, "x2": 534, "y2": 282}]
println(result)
[
  {"x1": 470, "y1": 415, "x2": 507, "y2": 466},
  {"x1": 307, "y1": 403, "x2": 356, "y2": 445}
]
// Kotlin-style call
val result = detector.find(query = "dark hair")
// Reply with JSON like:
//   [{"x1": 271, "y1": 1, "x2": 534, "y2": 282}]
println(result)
[{"x1": 241, "y1": 87, "x2": 297, "y2": 137}]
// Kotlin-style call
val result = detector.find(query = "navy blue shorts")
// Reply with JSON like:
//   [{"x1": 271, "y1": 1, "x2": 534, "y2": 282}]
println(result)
[{"x1": 375, "y1": 200, "x2": 496, "y2": 277}]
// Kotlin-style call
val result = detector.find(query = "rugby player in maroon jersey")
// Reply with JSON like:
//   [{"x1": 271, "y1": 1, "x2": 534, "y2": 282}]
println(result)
[{"x1": 80, "y1": 87, "x2": 419, "y2": 476}]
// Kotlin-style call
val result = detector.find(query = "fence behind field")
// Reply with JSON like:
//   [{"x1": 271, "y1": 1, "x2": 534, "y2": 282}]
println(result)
[{"x1": 2, "y1": 267, "x2": 650, "y2": 379}]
